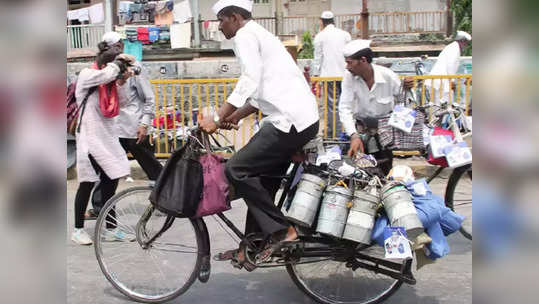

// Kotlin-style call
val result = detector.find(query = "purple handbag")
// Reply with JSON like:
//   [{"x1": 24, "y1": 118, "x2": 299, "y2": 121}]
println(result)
[{"x1": 194, "y1": 134, "x2": 231, "y2": 218}]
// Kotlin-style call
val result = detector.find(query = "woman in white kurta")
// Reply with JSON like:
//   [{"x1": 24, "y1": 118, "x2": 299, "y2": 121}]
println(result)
[{"x1": 71, "y1": 32, "x2": 134, "y2": 245}]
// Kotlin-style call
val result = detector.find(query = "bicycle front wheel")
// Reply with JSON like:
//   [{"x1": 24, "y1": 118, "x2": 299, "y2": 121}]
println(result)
[
  {"x1": 445, "y1": 164, "x2": 472, "y2": 240},
  {"x1": 94, "y1": 186, "x2": 202, "y2": 303},
  {"x1": 287, "y1": 244, "x2": 402, "y2": 304}
]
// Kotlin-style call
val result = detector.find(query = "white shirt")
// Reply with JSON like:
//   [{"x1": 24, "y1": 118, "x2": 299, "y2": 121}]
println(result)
[
  {"x1": 312, "y1": 24, "x2": 352, "y2": 77},
  {"x1": 227, "y1": 20, "x2": 319, "y2": 133},
  {"x1": 339, "y1": 64, "x2": 401, "y2": 136},
  {"x1": 115, "y1": 64, "x2": 155, "y2": 139},
  {"x1": 426, "y1": 41, "x2": 461, "y2": 92}
]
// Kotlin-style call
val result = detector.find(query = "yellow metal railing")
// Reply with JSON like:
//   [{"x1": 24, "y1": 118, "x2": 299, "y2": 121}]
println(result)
[
  {"x1": 149, "y1": 74, "x2": 472, "y2": 158},
  {"x1": 149, "y1": 78, "x2": 239, "y2": 158},
  {"x1": 403, "y1": 74, "x2": 473, "y2": 114}
]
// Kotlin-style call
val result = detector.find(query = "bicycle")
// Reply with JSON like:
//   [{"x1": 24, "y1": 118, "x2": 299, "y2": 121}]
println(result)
[
  {"x1": 94, "y1": 127, "x2": 416, "y2": 304},
  {"x1": 417, "y1": 102, "x2": 473, "y2": 240}
]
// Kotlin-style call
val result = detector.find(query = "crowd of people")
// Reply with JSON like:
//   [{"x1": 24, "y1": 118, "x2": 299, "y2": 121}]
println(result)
[{"x1": 70, "y1": 0, "x2": 471, "y2": 264}]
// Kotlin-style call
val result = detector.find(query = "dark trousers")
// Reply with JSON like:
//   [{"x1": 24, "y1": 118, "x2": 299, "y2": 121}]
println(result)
[
  {"x1": 91, "y1": 137, "x2": 163, "y2": 212},
  {"x1": 325, "y1": 81, "x2": 342, "y2": 138},
  {"x1": 225, "y1": 122, "x2": 319, "y2": 237},
  {"x1": 74, "y1": 154, "x2": 118, "y2": 228}
]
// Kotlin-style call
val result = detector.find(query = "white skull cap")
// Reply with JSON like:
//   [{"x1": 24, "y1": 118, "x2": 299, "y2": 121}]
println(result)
[
  {"x1": 212, "y1": 0, "x2": 253, "y2": 15},
  {"x1": 455, "y1": 31, "x2": 472, "y2": 41},
  {"x1": 343, "y1": 39, "x2": 372, "y2": 57},
  {"x1": 102, "y1": 32, "x2": 122, "y2": 46},
  {"x1": 321, "y1": 11, "x2": 334, "y2": 19}
]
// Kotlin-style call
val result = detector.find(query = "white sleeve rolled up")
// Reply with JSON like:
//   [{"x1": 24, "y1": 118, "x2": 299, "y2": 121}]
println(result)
[{"x1": 338, "y1": 72, "x2": 357, "y2": 136}]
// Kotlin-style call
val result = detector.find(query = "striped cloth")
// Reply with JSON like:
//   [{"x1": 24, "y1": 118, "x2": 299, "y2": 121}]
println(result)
[{"x1": 378, "y1": 111, "x2": 425, "y2": 151}]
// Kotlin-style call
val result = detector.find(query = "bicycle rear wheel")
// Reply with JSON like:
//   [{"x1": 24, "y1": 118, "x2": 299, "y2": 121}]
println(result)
[
  {"x1": 445, "y1": 164, "x2": 472, "y2": 240},
  {"x1": 94, "y1": 186, "x2": 202, "y2": 303},
  {"x1": 287, "y1": 243, "x2": 402, "y2": 304}
]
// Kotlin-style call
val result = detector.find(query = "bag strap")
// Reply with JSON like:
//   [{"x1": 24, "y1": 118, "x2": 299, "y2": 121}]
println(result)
[
  {"x1": 76, "y1": 86, "x2": 98, "y2": 134},
  {"x1": 201, "y1": 132, "x2": 213, "y2": 154}
]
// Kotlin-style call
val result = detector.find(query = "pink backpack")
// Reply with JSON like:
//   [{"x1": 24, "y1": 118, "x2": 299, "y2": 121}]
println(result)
[{"x1": 66, "y1": 82, "x2": 96, "y2": 135}]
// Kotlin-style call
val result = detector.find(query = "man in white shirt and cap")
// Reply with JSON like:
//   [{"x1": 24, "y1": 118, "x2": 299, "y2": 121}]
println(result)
[
  {"x1": 312, "y1": 11, "x2": 352, "y2": 137},
  {"x1": 426, "y1": 30, "x2": 472, "y2": 104},
  {"x1": 199, "y1": 0, "x2": 319, "y2": 269},
  {"x1": 339, "y1": 39, "x2": 413, "y2": 174}
]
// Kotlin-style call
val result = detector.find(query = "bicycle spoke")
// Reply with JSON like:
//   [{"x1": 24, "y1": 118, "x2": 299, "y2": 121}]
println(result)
[
  {"x1": 288, "y1": 241, "x2": 402, "y2": 304},
  {"x1": 95, "y1": 187, "x2": 200, "y2": 302}
]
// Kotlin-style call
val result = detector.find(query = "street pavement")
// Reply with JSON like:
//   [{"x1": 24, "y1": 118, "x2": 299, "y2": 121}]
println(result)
[{"x1": 67, "y1": 163, "x2": 471, "y2": 304}]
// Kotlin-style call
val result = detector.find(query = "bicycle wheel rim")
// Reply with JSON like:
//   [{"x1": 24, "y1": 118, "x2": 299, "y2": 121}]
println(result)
[
  {"x1": 446, "y1": 166, "x2": 472, "y2": 240},
  {"x1": 287, "y1": 244, "x2": 402, "y2": 304},
  {"x1": 94, "y1": 187, "x2": 201, "y2": 303}
]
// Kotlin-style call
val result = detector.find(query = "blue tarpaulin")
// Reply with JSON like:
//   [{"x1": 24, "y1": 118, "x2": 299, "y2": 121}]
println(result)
[{"x1": 371, "y1": 179, "x2": 464, "y2": 260}]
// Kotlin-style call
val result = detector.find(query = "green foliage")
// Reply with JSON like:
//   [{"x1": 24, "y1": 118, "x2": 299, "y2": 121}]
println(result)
[
  {"x1": 451, "y1": 0, "x2": 472, "y2": 56},
  {"x1": 419, "y1": 33, "x2": 445, "y2": 41},
  {"x1": 298, "y1": 31, "x2": 314, "y2": 59}
]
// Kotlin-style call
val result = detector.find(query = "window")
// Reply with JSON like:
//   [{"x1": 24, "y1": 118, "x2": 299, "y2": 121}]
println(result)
[{"x1": 254, "y1": 0, "x2": 270, "y2": 3}]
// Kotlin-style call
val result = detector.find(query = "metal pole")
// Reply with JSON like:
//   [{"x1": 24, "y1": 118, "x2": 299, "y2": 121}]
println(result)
[
  {"x1": 104, "y1": 0, "x2": 113, "y2": 32},
  {"x1": 112, "y1": 0, "x2": 119, "y2": 28},
  {"x1": 275, "y1": 0, "x2": 283, "y2": 35},
  {"x1": 192, "y1": 0, "x2": 201, "y2": 48},
  {"x1": 361, "y1": 0, "x2": 369, "y2": 39},
  {"x1": 446, "y1": 0, "x2": 453, "y2": 37}
]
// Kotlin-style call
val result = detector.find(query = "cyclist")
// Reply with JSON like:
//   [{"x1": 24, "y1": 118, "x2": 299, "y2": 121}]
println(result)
[
  {"x1": 199, "y1": 0, "x2": 319, "y2": 267},
  {"x1": 311, "y1": 10, "x2": 351, "y2": 136},
  {"x1": 338, "y1": 39, "x2": 414, "y2": 175}
]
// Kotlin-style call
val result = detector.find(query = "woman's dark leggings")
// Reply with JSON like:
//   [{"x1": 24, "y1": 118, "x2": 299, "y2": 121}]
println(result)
[{"x1": 74, "y1": 155, "x2": 119, "y2": 229}]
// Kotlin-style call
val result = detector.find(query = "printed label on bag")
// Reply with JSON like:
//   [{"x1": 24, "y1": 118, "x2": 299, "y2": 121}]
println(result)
[
  {"x1": 444, "y1": 141, "x2": 472, "y2": 168},
  {"x1": 389, "y1": 105, "x2": 417, "y2": 133},
  {"x1": 384, "y1": 227, "x2": 413, "y2": 259},
  {"x1": 430, "y1": 134, "x2": 453, "y2": 158}
]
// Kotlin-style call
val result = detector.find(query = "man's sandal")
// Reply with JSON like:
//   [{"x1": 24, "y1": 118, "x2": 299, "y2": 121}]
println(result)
[
  {"x1": 255, "y1": 239, "x2": 299, "y2": 264},
  {"x1": 230, "y1": 251, "x2": 257, "y2": 272},
  {"x1": 213, "y1": 247, "x2": 256, "y2": 272}
]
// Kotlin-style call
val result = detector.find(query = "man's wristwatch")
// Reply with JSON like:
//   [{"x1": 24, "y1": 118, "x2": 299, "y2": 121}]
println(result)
[{"x1": 213, "y1": 113, "x2": 221, "y2": 127}]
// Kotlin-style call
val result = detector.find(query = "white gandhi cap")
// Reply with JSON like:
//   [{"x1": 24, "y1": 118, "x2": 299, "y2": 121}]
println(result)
[
  {"x1": 455, "y1": 31, "x2": 472, "y2": 41},
  {"x1": 102, "y1": 32, "x2": 122, "y2": 46},
  {"x1": 212, "y1": 0, "x2": 253, "y2": 15},
  {"x1": 343, "y1": 39, "x2": 372, "y2": 57},
  {"x1": 321, "y1": 11, "x2": 334, "y2": 19}
]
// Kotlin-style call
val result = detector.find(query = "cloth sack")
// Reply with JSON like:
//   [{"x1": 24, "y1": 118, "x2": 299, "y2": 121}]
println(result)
[
  {"x1": 149, "y1": 138, "x2": 203, "y2": 217},
  {"x1": 194, "y1": 133, "x2": 231, "y2": 218},
  {"x1": 378, "y1": 110, "x2": 425, "y2": 151}
]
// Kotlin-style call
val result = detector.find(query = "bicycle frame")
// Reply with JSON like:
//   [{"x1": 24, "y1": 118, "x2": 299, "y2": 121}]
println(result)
[
  {"x1": 141, "y1": 129, "x2": 416, "y2": 284},
  {"x1": 422, "y1": 104, "x2": 471, "y2": 179},
  {"x1": 189, "y1": 161, "x2": 415, "y2": 284}
]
